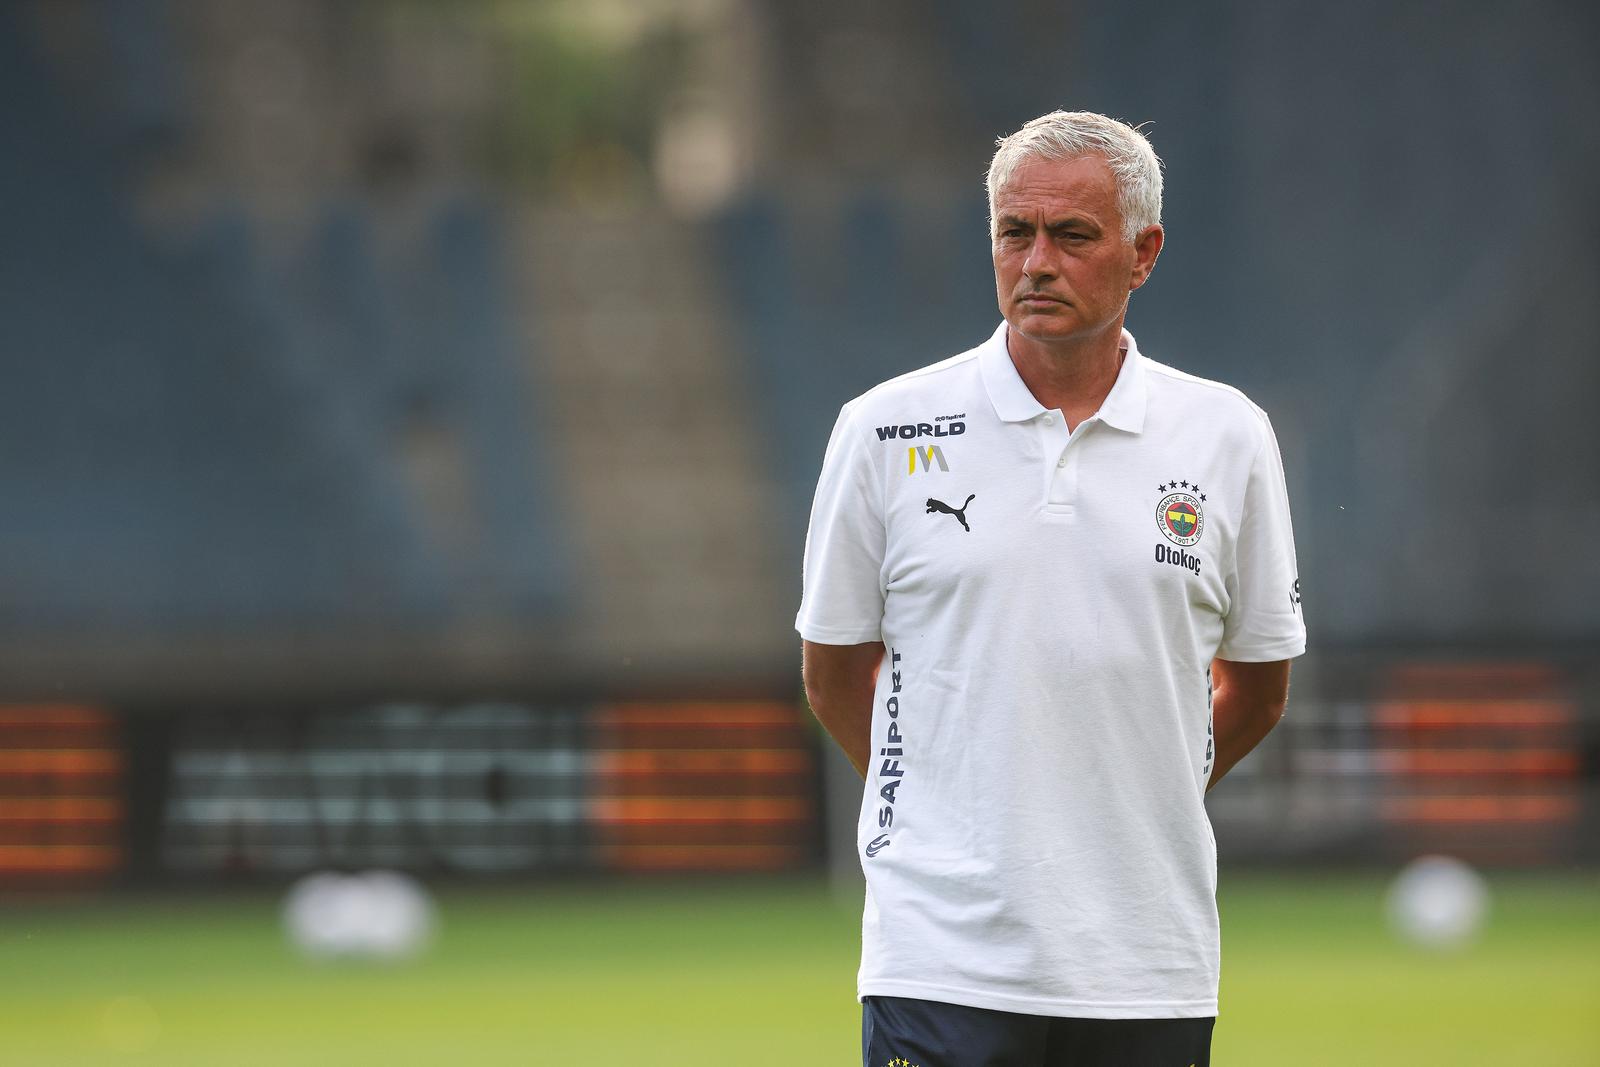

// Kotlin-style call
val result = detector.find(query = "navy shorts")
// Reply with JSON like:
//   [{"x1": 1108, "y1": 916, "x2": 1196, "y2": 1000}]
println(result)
[{"x1": 862, "y1": 995, "x2": 1214, "y2": 1067}]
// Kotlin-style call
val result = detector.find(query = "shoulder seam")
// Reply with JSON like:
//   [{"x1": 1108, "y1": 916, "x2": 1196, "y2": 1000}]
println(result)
[
  {"x1": 846, "y1": 347, "x2": 983, "y2": 407},
  {"x1": 1142, "y1": 359, "x2": 1271, "y2": 428}
]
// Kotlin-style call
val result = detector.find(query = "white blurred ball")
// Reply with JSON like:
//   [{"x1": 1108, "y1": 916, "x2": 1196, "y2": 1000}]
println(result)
[
  {"x1": 283, "y1": 870, "x2": 434, "y2": 960},
  {"x1": 353, "y1": 870, "x2": 435, "y2": 959},
  {"x1": 1385, "y1": 854, "x2": 1490, "y2": 949},
  {"x1": 283, "y1": 871, "x2": 364, "y2": 958}
]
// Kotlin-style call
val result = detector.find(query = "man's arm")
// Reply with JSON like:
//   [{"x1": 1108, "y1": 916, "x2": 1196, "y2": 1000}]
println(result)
[
  {"x1": 1207, "y1": 657, "x2": 1291, "y2": 791},
  {"x1": 801, "y1": 639, "x2": 885, "y2": 779}
]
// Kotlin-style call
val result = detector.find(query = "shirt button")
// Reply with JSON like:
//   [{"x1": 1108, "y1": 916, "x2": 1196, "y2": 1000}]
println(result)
[
  {"x1": 1041, "y1": 413, "x2": 1054, "y2": 424},
  {"x1": 1057, "y1": 456, "x2": 1067, "y2": 468}
]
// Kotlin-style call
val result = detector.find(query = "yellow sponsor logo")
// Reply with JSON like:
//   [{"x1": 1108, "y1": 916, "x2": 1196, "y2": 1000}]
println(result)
[{"x1": 907, "y1": 445, "x2": 949, "y2": 474}]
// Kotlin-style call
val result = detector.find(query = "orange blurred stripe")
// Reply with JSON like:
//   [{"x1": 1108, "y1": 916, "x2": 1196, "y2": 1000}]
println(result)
[
  {"x1": 0, "y1": 750, "x2": 123, "y2": 775},
  {"x1": 1373, "y1": 699, "x2": 1573, "y2": 729},
  {"x1": 1387, "y1": 749, "x2": 1580, "y2": 776},
  {"x1": 0, "y1": 798, "x2": 122, "y2": 823},
  {"x1": 591, "y1": 749, "x2": 812, "y2": 775},
  {"x1": 0, "y1": 843, "x2": 121, "y2": 873},
  {"x1": 590, "y1": 796, "x2": 811, "y2": 824},
  {"x1": 601, "y1": 843, "x2": 808, "y2": 871},
  {"x1": 1381, "y1": 794, "x2": 1578, "y2": 823},
  {"x1": 593, "y1": 702, "x2": 800, "y2": 728}
]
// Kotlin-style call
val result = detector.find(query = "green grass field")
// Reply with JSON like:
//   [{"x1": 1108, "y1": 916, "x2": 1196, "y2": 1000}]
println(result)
[{"x1": 1, "y1": 872, "x2": 1596, "y2": 1066}]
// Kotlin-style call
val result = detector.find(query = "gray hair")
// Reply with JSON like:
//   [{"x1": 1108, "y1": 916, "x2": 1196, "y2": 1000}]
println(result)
[{"x1": 986, "y1": 111, "x2": 1163, "y2": 242}]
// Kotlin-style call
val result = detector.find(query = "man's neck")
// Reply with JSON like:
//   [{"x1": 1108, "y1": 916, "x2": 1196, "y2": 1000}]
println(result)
[{"x1": 1005, "y1": 320, "x2": 1127, "y2": 432}]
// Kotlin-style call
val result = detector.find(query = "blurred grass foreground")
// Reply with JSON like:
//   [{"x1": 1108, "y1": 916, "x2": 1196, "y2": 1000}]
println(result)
[{"x1": 2, "y1": 872, "x2": 1596, "y2": 1067}]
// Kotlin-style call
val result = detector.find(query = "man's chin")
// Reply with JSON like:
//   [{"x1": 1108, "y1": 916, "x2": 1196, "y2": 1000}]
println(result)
[{"x1": 1008, "y1": 310, "x2": 1085, "y2": 342}]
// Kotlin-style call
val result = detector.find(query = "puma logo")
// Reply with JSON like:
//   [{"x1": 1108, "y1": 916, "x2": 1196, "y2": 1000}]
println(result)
[{"x1": 926, "y1": 494, "x2": 975, "y2": 532}]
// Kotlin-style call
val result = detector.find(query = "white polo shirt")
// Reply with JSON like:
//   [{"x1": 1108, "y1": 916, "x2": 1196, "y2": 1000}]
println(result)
[{"x1": 796, "y1": 322, "x2": 1305, "y2": 1019}]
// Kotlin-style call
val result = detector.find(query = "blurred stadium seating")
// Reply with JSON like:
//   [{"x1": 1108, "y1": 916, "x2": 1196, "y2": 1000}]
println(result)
[
  {"x1": 0, "y1": 4, "x2": 570, "y2": 643},
  {"x1": 0, "y1": 0, "x2": 1594, "y2": 889}
]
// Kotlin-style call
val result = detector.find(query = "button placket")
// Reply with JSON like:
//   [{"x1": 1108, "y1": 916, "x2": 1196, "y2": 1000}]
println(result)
[
  {"x1": 1047, "y1": 417, "x2": 1096, "y2": 507},
  {"x1": 1036, "y1": 410, "x2": 1076, "y2": 511}
]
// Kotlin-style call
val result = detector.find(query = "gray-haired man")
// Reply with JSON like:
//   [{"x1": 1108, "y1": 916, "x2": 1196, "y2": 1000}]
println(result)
[{"x1": 797, "y1": 111, "x2": 1306, "y2": 1066}]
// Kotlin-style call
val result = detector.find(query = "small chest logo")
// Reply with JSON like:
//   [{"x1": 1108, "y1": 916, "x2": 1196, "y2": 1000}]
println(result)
[
  {"x1": 1156, "y1": 480, "x2": 1205, "y2": 546},
  {"x1": 907, "y1": 445, "x2": 949, "y2": 474},
  {"x1": 926, "y1": 494, "x2": 974, "y2": 532}
]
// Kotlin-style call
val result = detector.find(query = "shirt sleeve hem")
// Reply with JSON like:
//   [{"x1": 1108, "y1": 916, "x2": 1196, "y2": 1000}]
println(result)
[
  {"x1": 796, "y1": 620, "x2": 883, "y2": 645},
  {"x1": 1214, "y1": 637, "x2": 1306, "y2": 662}
]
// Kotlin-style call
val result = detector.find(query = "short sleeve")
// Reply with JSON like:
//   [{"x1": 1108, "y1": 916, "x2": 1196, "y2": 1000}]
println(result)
[
  {"x1": 795, "y1": 402, "x2": 887, "y2": 644},
  {"x1": 1217, "y1": 409, "x2": 1307, "y2": 662}
]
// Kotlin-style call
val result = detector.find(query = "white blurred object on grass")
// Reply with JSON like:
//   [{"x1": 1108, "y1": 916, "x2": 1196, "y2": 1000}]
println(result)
[
  {"x1": 1385, "y1": 854, "x2": 1490, "y2": 949},
  {"x1": 282, "y1": 869, "x2": 435, "y2": 960}
]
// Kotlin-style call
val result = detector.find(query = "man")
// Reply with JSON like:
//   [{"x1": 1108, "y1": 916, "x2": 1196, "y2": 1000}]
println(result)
[{"x1": 796, "y1": 111, "x2": 1305, "y2": 1067}]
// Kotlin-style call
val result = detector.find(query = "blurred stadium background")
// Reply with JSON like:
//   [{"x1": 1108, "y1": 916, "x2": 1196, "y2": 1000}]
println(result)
[{"x1": 1, "y1": 1, "x2": 1596, "y2": 1064}]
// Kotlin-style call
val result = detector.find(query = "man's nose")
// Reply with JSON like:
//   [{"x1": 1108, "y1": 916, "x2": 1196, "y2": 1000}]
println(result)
[{"x1": 1022, "y1": 232, "x2": 1057, "y2": 281}]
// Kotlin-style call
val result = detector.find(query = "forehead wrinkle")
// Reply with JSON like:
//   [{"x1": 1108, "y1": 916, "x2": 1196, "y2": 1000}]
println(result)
[
  {"x1": 996, "y1": 184, "x2": 1113, "y2": 213},
  {"x1": 993, "y1": 157, "x2": 1122, "y2": 230},
  {"x1": 994, "y1": 203, "x2": 1108, "y2": 231}
]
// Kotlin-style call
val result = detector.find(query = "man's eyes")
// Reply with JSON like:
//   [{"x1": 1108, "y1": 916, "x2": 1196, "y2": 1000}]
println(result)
[{"x1": 996, "y1": 227, "x2": 1090, "y2": 241}]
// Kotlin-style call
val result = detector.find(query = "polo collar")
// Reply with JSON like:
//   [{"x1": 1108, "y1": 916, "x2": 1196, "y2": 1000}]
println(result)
[
  {"x1": 978, "y1": 321, "x2": 1148, "y2": 434},
  {"x1": 1097, "y1": 329, "x2": 1148, "y2": 434}
]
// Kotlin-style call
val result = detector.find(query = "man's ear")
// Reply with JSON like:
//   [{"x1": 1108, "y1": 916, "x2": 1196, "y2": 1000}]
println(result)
[{"x1": 1130, "y1": 224, "x2": 1164, "y2": 291}]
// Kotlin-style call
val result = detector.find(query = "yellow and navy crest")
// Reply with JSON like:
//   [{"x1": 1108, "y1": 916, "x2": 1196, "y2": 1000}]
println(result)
[
  {"x1": 885, "y1": 1059, "x2": 919, "y2": 1067},
  {"x1": 1156, "y1": 480, "x2": 1205, "y2": 546}
]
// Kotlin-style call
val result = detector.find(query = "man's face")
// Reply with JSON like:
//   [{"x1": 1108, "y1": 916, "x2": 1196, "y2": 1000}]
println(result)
[{"x1": 991, "y1": 154, "x2": 1161, "y2": 346}]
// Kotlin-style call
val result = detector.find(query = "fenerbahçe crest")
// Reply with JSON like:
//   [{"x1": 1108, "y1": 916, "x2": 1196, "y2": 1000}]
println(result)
[{"x1": 1156, "y1": 480, "x2": 1205, "y2": 547}]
